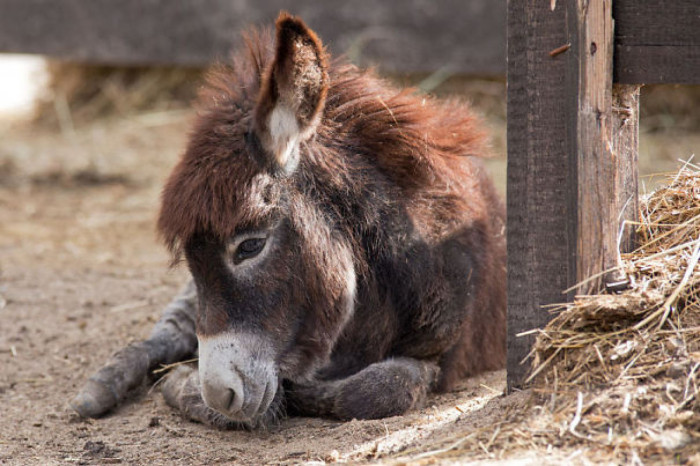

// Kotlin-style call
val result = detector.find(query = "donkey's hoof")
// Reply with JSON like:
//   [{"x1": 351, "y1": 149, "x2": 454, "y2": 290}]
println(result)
[
  {"x1": 161, "y1": 364, "x2": 196, "y2": 409},
  {"x1": 71, "y1": 378, "x2": 118, "y2": 418}
]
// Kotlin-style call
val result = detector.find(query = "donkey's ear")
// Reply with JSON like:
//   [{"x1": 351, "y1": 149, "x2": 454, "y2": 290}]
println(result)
[{"x1": 253, "y1": 12, "x2": 329, "y2": 173}]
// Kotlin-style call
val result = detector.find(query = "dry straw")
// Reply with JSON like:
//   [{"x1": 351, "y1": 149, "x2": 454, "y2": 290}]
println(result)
[
  {"x1": 388, "y1": 164, "x2": 700, "y2": 464},
  {"x1": 36, "y1": 62, "x2": 200, "y2": 127}
]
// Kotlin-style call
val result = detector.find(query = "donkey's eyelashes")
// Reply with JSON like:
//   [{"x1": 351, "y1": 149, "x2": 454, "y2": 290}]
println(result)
[
  {"x1": 233, "y1": 238, "x2": 267, "y2": 264},
  {"x1": 226, "y1": 231, "x2": 274, "y2": 269}
]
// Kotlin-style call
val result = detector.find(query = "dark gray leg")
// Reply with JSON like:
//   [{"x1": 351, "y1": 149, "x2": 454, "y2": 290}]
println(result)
[
  {"x1": 288, "y1": 357, "x2": 440, "y2": 420},
  {"x1": 71, "y1": 280, "x2": 198, "y2": 418}
]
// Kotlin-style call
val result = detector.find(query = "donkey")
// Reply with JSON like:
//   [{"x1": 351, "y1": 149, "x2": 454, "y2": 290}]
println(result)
[{"x1": 71, "y1": 12, "x2": 506, "y2": 428}]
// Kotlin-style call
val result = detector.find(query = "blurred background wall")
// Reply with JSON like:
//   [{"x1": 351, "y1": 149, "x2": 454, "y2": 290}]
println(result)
[{"x1": 0, "y1": 0, "x2": 698, "y2": 193}]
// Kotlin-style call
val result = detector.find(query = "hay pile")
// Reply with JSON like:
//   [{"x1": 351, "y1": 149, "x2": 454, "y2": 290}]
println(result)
[
  {"x1": 35, "y1": 62, "x2": 201, "y2": 127},
  {"x1": 527, "y1": 163, "x2": 700, "y2": 461},
  {"x1": 388, "y1": 164, "x2": 700, "y2": 464}
]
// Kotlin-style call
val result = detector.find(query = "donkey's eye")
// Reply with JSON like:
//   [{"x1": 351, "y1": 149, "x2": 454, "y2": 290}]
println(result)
[{"x1": 233, "y1": 238, "x2": 266, "y2": 264}]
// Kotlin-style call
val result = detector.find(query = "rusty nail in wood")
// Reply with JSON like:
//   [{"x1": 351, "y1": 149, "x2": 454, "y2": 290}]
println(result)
[{"x1": 549, "y1": 43, "x2": 571, "y2": 57}]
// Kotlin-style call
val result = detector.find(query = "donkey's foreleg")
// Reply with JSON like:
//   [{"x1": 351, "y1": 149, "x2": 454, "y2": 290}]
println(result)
[
  {"x1": 288, "y1": 357, "x2": 440, "y2": 420},
  {"x1": 71, "y1": 280, "x2": 198, "y2": 418}
]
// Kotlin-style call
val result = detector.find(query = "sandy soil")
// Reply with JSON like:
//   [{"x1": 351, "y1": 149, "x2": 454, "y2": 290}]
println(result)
[
  {"x1": 0, "y1": 115, "x2": 526, "y2": 466},
  {"x1": 1, "y1": 92, "x2": 696, "y2": 464}
]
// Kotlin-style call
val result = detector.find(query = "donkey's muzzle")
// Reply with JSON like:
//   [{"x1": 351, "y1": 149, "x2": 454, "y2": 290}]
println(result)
[{"x1": 197, "y1": 332, "x2": 278, "y2": 423}]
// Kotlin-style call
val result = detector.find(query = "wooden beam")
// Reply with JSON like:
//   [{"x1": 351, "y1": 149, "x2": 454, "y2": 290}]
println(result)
[
  {"x1": 612, "y1": 84, "x2": 640, "y2": 257},
  {"x1": 615, "y1": 45, "x2": 700, "y2": 84},
  {"x1": 1, "y1": 0, "x2": 697, "y2": 83},
  {"x1": 506, "y1": 0, "x2": 571, "y2": 391},
  {"x1": 0, "y1": 0, "x2": 507, "y2": 75},
  {"x1": 613, "y1": 0, "x2": 700, "y2": 84},
  {"x1": 507, "y1": 0, "x2": 640, "y2": 390},
  {"x1": 569, "y1": 0, "x2": 617, "y2": 287},
  {"x1": 613, "y1": 0, "x2": 700, "y2": 47}
]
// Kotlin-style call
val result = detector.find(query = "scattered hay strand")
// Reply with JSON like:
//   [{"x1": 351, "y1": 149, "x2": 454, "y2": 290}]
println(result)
[{"x1": 152, "y1": 358, "x2": 199, "y2": 375}]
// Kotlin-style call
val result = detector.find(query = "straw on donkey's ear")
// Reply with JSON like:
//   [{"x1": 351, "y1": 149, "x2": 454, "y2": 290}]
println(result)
[{"x1": 253, "y1": 12, "x2": 329, "y2": 174}]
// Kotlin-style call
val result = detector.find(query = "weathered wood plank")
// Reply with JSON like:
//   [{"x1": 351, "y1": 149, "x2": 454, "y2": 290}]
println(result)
[
  {"x1": 506, "y1": 0, "x2": 571, "y2": 391},
  {"x1": 507, "y1": 0, "x2": 640, "y2": 390},
  {"x1": 571, "y1": 2, "x2": 640, "y2": 290},
  {"x1": 569, "y1": 0, "x2": 617, "y2": 289},
  {"x1": 612, "y1": 84, "x2": 640, "y2": 258},
  {"x1": 615, "y1": 45, "x2": 700, "y2": 84},
  {"x1": 612, "y1": 0, "x2": 700, "y2": 84},
  {"x1": 613, "y1": 0, "x2": 700, "y2": 47},
  {"x1": 0, "y1": 0, "x2": 507, "y2": 75}
]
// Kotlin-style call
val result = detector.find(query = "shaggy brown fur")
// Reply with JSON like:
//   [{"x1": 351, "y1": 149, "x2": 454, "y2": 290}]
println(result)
[
  {"x1": 158, "y1": 13, "x2": 506, "y2": 424},
  {"x1": 72, "y1": 13, "x2": 505, "y2": 427}
]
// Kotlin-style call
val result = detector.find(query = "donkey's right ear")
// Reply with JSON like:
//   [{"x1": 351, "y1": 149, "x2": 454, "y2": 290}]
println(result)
[{"x1": 253, "y1": 12, "x2": 329, "y2": 174}]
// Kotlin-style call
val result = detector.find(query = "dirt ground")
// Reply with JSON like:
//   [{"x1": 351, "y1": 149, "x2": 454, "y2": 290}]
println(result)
[
  {"x1": 0, "y1": 113, "x2": 522, "y2": 466},
  {"x1": 1, "y1": 83, "x2": 698, "y2": 465}
]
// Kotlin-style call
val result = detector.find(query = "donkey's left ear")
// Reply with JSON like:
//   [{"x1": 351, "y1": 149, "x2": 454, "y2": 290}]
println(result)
[{"x1": 253, "y1": 12, "x2": 329, "y2": 174}]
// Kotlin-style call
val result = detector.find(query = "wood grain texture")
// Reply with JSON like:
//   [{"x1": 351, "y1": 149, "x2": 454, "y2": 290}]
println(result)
[
  {"x1": 612, "y1": 85, "x2": 640, "y2": 258},
  {"x1": 507, "y1": 0, "x2": 640, "y2": 390},
  {"x1": 571, "y1": 3, "x2": 639, "y2": 288},
  {"x1": 506, "y1": 0, "x2": 571, "y2": 391},
  {"x1": 613, "y1": 0, "x2": 700, "y2": 47},
  {"x1": 612, "y1": 0, "x2": 700, "y2": 84},
  {"x1": 615, "y1": 45, "x2": 700, "y2": 84},
  {"x1": 570, "y1": 0, "x2": 617, "y2": 289},
  {"x1": 0, "y1": 0, "x2": 506, "y2": 75}
]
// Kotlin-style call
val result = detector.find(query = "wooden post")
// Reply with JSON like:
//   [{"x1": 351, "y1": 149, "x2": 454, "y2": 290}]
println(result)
[
  {"x1": 612, "y1": 84, "x2": 640, "y2": 256},
  {"x1": 506, "y1": 0, "x2": 572, "y2": 391},
  {"x1": 569, "y1": 0, "x2": 639, "y2": 287},
  {"x1": 569, "y1": 0, "x2": 616, "y2": 288},
  {"x1": 506, "y1": 0, "x2": 639, "y2": 390}
]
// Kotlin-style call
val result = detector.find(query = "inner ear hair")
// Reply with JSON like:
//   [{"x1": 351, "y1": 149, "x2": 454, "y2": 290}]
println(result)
[
  {"x1": 254, "y1": 12, "x2": 329, "y2": 172},
  {"x1": 273, "y1": 13, "x2": 328, "y2": 126}
]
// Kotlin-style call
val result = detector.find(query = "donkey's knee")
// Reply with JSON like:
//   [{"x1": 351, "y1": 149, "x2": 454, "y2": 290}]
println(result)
[
  {"x1": 147, "y1": 279, "x2": 198, "y2": 359},
  {"x1": 333, "y1": 358, "x2": 440, "y2": 420},
  {"x1": 162, "y1": 365, "x2": 241, "y2": 429}
]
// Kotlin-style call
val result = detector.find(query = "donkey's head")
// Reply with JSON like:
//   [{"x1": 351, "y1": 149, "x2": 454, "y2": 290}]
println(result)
[{"x1": 158, "y1": 14, "x2": 356, "y2": 426}]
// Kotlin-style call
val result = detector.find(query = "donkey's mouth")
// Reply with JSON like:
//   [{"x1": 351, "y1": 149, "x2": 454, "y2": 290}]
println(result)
[
  {"x1": 216, "y1": 382, "x2": 285, "y2": 429},
  {"x1": 197, "y1": 331, "x2": 281, "y2": 427},
  {"x1": 236, "y1": 376, "x2": 279, "y2": 422}
]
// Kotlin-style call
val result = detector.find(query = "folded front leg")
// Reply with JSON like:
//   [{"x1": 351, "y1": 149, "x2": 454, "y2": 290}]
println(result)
[
  {"x1": 71, "y1": 280, "x2": 198, "y2": 418},
  {"x1": 288, "y1": 357, "x2": 440, "y2": 420},
  {"x1": 161, "y1": 364, "x2": 284, "y2": 429},
  {"x1": 161, "y1": 364, "x2": 240, "y2": 429}
]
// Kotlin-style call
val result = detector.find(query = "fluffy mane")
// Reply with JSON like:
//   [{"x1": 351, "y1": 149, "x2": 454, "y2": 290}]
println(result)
[{"x1": 157, "y1": 27, "x2": 492, "y2": 256}]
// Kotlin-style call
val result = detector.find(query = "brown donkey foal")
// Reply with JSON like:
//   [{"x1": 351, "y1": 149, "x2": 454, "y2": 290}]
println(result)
[{"x1": 72, "y1": 13, "x2": 506, "y2": 428}]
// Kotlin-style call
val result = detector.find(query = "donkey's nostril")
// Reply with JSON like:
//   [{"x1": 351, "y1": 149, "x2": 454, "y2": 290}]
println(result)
[
  {"x1": 225, "y1": 388, "x2": 236, "y2": 411},
  {"x1": 199, "y1": 369, "x2": 245, "y2": 417}
]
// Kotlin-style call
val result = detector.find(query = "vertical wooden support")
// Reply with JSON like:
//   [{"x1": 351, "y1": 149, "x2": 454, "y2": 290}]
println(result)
[
  {"x1": 569, "y1": 0, "x2": 639, "y2": 287},
  {"x1": 506, "y1": 0, "x2": 571, "y2": 391},
  {"x1": 569, "y1": 0, "x2": 616, "y2": 288},
  {"x1": 507, "y1": 0, "x2": 639, "y2": 390},
  {"x1": 612, "y1": 84, "x2": 640, "y2": 256}
]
